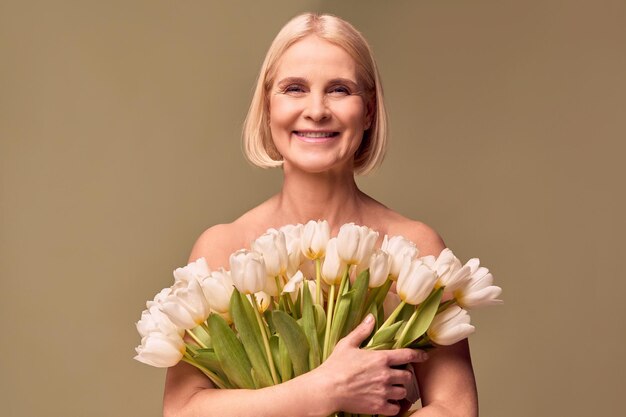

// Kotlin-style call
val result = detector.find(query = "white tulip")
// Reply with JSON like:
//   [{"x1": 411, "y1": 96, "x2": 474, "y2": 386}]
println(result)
[
  {"x1": 336, "y1": 223, "x2": 379, "y2": 265},
  {"x1": 282, "y1": 270, "x2": 304, "y2": 294},
  {"x1": 381, "y1": 235, "x2": 419, "y2": 280},
  {"x1": 146, "y1": 287, "x2": 171, "y2": 309},
  {"x1": 279, "y1": 223, "x2": 305, "y2": 275},
  {"x1": 282, "y1": 270, "x2": 305, "y2": 302},
  {"x1": 427, "y1": 306, "x2": 475, "y2": 346},
  {"x1": 159, "y1": 278, "x2": 211, "y2": 329},
  {"x1": 173, "y1": 257, "x2": 211, "y2": 283},
  {"x1": 321, "y1": 237, "x2": 346, "y2": 285},
  {"x1": 301, "y1": 220, "x2": 330, "y2": 260},
  {"x1": 252, "y1": 229, "x2": 289, "y2": 278},
  {"x1": 367, "y1": 250, "x2": 391, "y2": 288},
  {"x1": 229, "y1": 249, "x2": 266, "y2": 294},
  {"x1": 134, "y1": 332, "x2": 185, "y2": 368},
  {"x1": 199, "y1": 268, "x2": 234, "y2": 317},
  {"x1": 396, "y1": 258, "x2": 437, "y2": 305},
  {"x1": 431, "y1": 249, "x2": 464, "y2": 290},
  {"x1": 453, "y1": 259, "x2": 503, "y2": 309},
  {"x1": 248, "y1": 291, "x2": 272, "y2": 313},
  {"x1": 136, "y1": 305, "x2": 183, "y2": 338}
]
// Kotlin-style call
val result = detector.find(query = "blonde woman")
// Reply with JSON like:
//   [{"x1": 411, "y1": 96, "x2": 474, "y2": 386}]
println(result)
[{"x1": 164, "y1": 13, "x2": 477, "y2": 417}]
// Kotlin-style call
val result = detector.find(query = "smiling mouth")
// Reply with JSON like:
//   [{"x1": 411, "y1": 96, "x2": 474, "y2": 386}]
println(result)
[{"x1": 293, "y1": 131, "x2": 340, "y2": 140}]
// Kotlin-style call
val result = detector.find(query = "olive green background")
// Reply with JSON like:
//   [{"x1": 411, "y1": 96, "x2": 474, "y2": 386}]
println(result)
[{"x1": 1, "y1": 1, "x2": 624, "y2": 416}]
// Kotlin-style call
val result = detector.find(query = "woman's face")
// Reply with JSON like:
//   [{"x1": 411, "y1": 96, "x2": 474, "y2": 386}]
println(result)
[{"x1": 268, "y1": 36, "x2": 372, "y2": 174}]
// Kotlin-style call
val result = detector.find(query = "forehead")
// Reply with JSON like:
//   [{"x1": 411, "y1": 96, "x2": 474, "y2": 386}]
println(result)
[{"x1": 273, "y1": 36, "x2": 358, "y2": 83}]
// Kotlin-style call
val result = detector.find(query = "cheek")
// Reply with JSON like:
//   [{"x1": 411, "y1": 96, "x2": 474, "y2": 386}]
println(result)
[
  {"x1": 269, "y1": 96, "x2": 299, "y2": 128},
  {"x1": 331, "y1": 98, "x2": 368, "y2": 128}
]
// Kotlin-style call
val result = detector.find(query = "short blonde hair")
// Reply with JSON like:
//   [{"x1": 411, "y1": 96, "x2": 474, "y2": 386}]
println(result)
[{"x1": 242, "y1": 13, "x2": 388, "y2": 175}]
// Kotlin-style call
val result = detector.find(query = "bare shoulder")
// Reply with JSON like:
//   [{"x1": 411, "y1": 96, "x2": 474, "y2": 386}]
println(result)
[
  {"x1": 188, "y1": 202, "x2": 276, "y2": 269},
  {"x1": 381, "y1": 212, "x2": 446, "y2": 258}
]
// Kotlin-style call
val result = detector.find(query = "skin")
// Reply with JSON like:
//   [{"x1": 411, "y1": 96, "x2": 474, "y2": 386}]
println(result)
[{"x1": 163, "y1": 36, "x2": 478, "y2": 417}]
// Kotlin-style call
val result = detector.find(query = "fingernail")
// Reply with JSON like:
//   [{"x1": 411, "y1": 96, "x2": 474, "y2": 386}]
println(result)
[
  {"x1": 363, "y1": 314, "x2": 374, "y2": 324},
  {"x1": 421, "y1": 352, "x2": 429, "y2": 361}
]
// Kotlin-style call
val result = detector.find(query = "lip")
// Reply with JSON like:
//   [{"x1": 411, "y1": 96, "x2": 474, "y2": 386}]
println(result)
[{"x1": 292, "y1": 130, "x2": 340, "y2": 143}]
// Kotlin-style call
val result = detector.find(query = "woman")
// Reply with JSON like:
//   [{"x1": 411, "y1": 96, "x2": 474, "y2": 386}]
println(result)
[{"x1": 164, "y1": 13, "x2": 478, "y2": 417}]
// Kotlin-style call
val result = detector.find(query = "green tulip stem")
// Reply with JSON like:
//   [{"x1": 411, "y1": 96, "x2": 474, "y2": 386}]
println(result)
[
  {"x1": 182, "y1": 351, "x2": 228, "y2": 389},
  {"x1": 185, "y1": 328, "x2": 208, "y2": 349},
  {"x1": 274, "y1": 275, "x2": 283, "y2": 294},
  {"x1": 251, "y1": 294, "x2": 280, "y2": 385},
  {"x1": 393, "y1": 307, "x2": 419, "y2": 349},
  {"x1": 333, "y1": 265, "x2": 350, "y2": 319},
  {"x1": 366, "y1": 300, "x2": 406, "y2": 347},
  {"x1": 322, "y1": 283, "x2": 336, "y2": 361},
  {"x1": 315, "y1": 258, "x2": 322, "y2": 305}
]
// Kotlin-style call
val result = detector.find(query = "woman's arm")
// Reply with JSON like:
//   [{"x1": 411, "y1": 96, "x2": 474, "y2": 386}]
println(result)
[
  {"x1": 163, "y1": 314, "x2": 428, "y2": 417},
  {"x1": 411, "y1": 340, "x2": 478, "y2": 417},
  {"x1": 401, "y1": 221, "x2": 479, "y2": 417}
]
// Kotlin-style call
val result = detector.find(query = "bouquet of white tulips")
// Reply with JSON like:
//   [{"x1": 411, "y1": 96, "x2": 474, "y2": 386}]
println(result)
[{"x1": 134, "y1": 221, "x2": 502, "y2": 415}]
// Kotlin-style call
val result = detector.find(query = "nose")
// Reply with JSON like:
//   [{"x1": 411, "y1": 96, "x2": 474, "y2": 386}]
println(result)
[{"x1": 303, "y1": 92, "x2": 330, "y2": 122}]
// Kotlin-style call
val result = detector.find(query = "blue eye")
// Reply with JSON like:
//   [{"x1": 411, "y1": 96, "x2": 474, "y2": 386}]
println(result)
[
  {"x1": 283, "y1": 84, "x2": 306, "y2": 94},
  {"x1": 328, "y1": 85, "x2": 351, "y2": 95}
]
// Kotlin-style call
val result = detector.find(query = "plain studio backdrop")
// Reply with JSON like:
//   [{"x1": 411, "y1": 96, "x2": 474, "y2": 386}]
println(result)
[{"x1": 1, "y1": 1, "x2": 624, "y2": 416}]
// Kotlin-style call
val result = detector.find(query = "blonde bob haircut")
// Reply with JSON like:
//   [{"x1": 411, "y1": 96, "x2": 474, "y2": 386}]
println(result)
[{"x1": 242, "y1": 13, "x2": 388, "y2": 175}]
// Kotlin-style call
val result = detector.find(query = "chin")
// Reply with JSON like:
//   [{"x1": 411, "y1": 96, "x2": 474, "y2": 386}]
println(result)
[{"x1": 285, "y1": 157, "x2": 353, "y2": 175}]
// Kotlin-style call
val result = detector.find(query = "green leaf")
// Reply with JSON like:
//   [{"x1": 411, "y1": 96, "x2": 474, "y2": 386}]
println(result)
[
  {"x1": 230, "y1": 290, "x2": 274, "y2": 387},
  {"x1": 190, "y1": 324, "x2": 212, "y2": 347},
  {"x1": 328, "y1": 294, "x2": 352, "y2": 354},
  {"x1": 192, "y1": 348, "x2": 221, "y2": 371},
  {"x1": 370, "y1": 320, "x2": 404, "y2": 346},
  {"x1": 206, "y1": 313, "x2": 255, "y2": 389},
  {"x1": 367, "y1": 341, "x2": 394, "y2": 350},
  {"x1": 278, "y1": 335, "x2": 293, "y2": 382},
  {"x1": 301, "y1": 282, "x2": 321, "y2": 369},
  {"x1": 341, "y1": 269, "x2": 370, "y2": 339},
  {"x1": 399, "y1": 301, "x2": 415, "y2": 322},
  {"x1": 271, "y1": 310, "x2": 310, "y2": 376},
  {"x1": 313, "y1": 303, "x2": 326, "y2": 338},
  {"x1": 400, "y1": 287, "x2": 444, "y2": 348}
]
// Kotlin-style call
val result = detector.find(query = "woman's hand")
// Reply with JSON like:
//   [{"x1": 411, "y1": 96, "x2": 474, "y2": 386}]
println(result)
[{"x1": 314, "y1": 314, "x2": 428, "y2": 416}]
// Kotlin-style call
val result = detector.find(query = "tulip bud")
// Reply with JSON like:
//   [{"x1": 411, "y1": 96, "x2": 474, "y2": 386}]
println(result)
[
  {"x1": 134, "y1": 332, "x2": 185, "y2": 368},
  {"x1": 229, "y1": 249, "x2": 267, "y2": 294},
  {"x1": 381, "y1": 235, "x2": 419, "y2": 280},
  {"x1": 173, "y1": 257, "x2": 211, "y2": 283},
  {"x1": 453, "y1": 259, "x2": 503, "y2": 309},
  {"x1": 427, "y1": 306, "x2": 475, "y2": 345},
  {"x1": 136, "y1": 305, "x2": 183, "y2": 338},
  {"x1": 159, "y1": 279, "x2": 211, "y2": 329},
  {"x1": 321, "y1": 237, "x2": 346, "y2": 285},
  {"x1": 199, "y1": 269, "x2": 234, "y2": 319},
  {"x1": 432, "y1": 249, "x2": 463, "y2": 290},
  {"x1": 336, "y1": 223, "x2": 378, "y2": 265},
  {"x1": 396, "y1": 258, "x2": 437, "y2": 305},
  {"x1": 252, "y1": 229, "x2": 289, "y2": 278},
  {"x1": 301, "y1": 220, "x2": 330, "y2": 260},
  {"x1": 367, "y1": 250, "x2": 391, "y2": 288}
]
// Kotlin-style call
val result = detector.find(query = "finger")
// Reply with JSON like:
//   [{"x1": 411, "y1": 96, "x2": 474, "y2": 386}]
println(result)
[
  {"x1": 404, "y1": 365, "x2": 420, "y2": 404},
  {"x1": 377, "y1": 400, "x2": 401, "y2": 416},
  {"x1": 387, "y1": 369, "x2": 413, "y2": 387},
  {"x1": 340, "y1": 313, "x2": 375, "y2": 347},
  {"x1": 385, "y1": 348, "x2": 428, "y2": 366},
  {"x1": 386, "y1": 385, "x2": 408, "y2": 401}
]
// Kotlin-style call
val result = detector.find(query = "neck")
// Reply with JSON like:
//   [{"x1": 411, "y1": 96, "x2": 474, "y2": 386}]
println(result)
[{"x1": 273, "y1": 164, "x2": 366, "y2": 232}]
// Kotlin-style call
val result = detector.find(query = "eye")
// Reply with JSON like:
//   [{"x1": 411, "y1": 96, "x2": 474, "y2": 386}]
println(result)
[
  {"x1": 282, "y1": 84, "x2": 307, "y2": 95},
  {"x1": 328, "y1": 85, "x2": 351, "y2": 96}
]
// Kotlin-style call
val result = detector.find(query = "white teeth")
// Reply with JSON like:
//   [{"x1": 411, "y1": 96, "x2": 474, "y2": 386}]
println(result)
[{"x1": 297, "y1": 131, "x2": 336, "y2": 138}]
